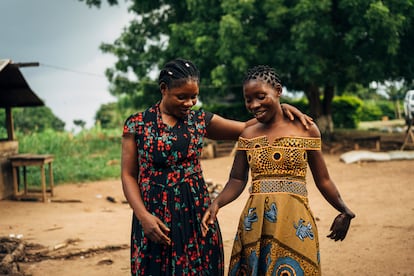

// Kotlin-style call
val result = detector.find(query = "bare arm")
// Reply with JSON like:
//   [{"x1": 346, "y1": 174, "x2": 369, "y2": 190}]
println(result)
[
  {"x1": 201, "y1": 150, "x2": 250, "y2": 236},
  {"x1": 307, "y1": 150, "x2": 355, "y2": 217},
  {"x1": 121, "y1": 135, "x2": 171, "y2": 245},
  {"x1": 306, "y1": 126, "x2": 355, "y2": 241},
  {"x1": 206, "y1": 104, "x2": 313, "y2": 141}
]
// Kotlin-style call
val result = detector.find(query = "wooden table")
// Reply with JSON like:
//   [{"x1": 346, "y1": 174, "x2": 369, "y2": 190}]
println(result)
[
  {"x1": 352, "y1": 135, "x2": 381, "y2": 151},
  {"x1": 9, "y1": 154, "x2": 54, "y2": 202}
]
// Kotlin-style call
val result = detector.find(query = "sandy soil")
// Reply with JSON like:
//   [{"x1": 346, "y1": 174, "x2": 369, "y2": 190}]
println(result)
[{"x1": 0, "y1": 153, "x2": 413, "y2": 276}]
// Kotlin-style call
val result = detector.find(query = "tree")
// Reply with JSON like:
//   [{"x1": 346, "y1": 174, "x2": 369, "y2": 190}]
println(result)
[
  {"x1": 81, "y1": 0, "x2": 414, "y2": 134},
  {"x1": 94, "y1": 102, "x2": 125, "y2": 129},
  {"x1": 373, "y1": 80, "x2": 409, "y2": 119},
  {"x1": 12, "y1": 107, "x2": 65, "y2": 133},
  {"x1": 73, "y1": 119, "x2": 87, "y2": 129},
  {"x1": 278, "y1": 0, "x2": 414, "y2": 134}
]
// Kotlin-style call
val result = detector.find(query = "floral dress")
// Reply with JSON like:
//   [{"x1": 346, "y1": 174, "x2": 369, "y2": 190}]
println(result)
[
  {"x1": 229, "y1": 136, "x2": 322, "y2": 276},
  {"x1": 123, "y1": 103, "x2": 224, "y2": 276}
]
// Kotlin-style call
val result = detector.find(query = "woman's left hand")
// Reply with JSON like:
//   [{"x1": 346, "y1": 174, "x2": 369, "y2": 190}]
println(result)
[
  {"x1": 327, "y1": 213, "x2": 355, "y2": 241},
  {"x1": 281, "y1": 103, "x2": 313, "y2": 129},
  {"x1": 201, "y1": 203, "x2": 220, "y2": 237}
]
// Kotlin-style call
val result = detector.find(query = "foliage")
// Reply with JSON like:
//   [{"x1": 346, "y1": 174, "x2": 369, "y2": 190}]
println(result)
[
  {"x1": 0, "y1": 107, "x2": 65, "y2": 136},
  {"x1": 95, "y1": 102, "x2": 125, "y2": 129},
  {"x1": 78, "y1": 0, "x2": 118, "y2": 8},
  {"x1": 331, "y1": 95, "x2": 363, "y2": 129},
  {"x1": 282, "y1": 97, "x2": 311, "y2": 117},
  {"x1": 341, "y1": 83, "x2": 383, "y2": 101},
  {"x1": 359, "y1": 101, "x2": 384, "y2": 122},
  {"x1": 80, "y1": 0, "x2": 414, "y2": 134},
  {"x1": 73, "y1": 119, "x2": 86, "y2": 129},
  {"x1": 16, "y1": 127, "x2": 121, "y2": 185},
  {"x1": 375, "y1": 101, "x2": 397, "y2": 120}
]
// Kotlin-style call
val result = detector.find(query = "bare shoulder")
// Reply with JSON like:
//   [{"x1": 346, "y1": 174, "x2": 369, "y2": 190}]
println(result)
[
  {"x1": 307, "y1": 122, "x2": 321, "y2": 138},
  {"x1": 291, "y1": 119, "x2": 321, "y2": 138},
  {"x1": 240, "y1": 124, "x2": 259, "y2": 139}
]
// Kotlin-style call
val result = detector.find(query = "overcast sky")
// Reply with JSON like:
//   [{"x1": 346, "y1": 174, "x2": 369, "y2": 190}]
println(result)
[{"x1": 0, "y1": 0, "x2": 132, "y2": 131}]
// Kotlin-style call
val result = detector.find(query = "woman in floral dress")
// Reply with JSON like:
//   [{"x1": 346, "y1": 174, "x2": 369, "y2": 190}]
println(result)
[{"x1": 202, "y1": 65, "x2": 355, "y2": 275}]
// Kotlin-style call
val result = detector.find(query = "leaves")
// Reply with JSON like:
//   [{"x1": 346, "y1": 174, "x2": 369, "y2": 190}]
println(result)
[{"x1": 78, "y1": 0, "x2": 414, "y2": 122}]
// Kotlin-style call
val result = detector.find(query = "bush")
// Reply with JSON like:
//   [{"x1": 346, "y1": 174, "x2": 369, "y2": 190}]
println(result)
[
  {"x1": 359, "y1": 101, "x2": 383, "y2": 121},
  {"x1": 332, "y1": 95, "x2": 363, "y2": 128},
  {"x1": 375, "y1": 101, "x2": 396, "y2": 120}
]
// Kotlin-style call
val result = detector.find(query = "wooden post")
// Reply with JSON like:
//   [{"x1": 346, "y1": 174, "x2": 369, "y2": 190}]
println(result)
[
  {"x1": 40, "y1": 164, "x2": 46, "y2": 202},
  {"x1": 5, "y1": 107, "x2": 14, "y2": 141},
  {"x1": 49, "y1": 162, "x2": 54, "y2": 196},
  {"x1": 401, "y1": 118, "x2": 414, "y2": 150}
]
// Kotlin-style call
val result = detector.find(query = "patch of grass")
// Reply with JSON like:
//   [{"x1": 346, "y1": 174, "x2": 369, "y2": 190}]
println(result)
[{"x1": 16, "y1": 127, "x2": 121, "y2": 185}]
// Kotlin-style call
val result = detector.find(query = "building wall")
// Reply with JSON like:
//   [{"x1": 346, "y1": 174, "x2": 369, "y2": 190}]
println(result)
[{"x1": 0, "y1": 140, "x2": 18, "y2": 199}]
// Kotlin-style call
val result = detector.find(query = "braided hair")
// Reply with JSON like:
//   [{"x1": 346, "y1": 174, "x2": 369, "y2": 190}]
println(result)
[
  {"x1": 243, "y1": 65, "x2": 282, "y2": 89},
  {"x1": 158, "y1": 58, "x2": 200, "y2": 89}
]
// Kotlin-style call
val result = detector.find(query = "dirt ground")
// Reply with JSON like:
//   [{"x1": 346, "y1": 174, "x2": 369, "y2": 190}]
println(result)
[{"x1": 0, "y1": 152, "x2": 413, "y2": 276}]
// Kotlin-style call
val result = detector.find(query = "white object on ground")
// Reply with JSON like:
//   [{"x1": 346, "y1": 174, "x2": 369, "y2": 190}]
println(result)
[{"x1": 339, "y1": 150, "x2": 414, "y2": 164}]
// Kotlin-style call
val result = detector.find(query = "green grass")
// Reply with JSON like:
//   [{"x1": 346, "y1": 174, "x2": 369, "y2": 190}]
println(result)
[{"x1": 16, "y1": 127, "x2": 122, "y2": 185}]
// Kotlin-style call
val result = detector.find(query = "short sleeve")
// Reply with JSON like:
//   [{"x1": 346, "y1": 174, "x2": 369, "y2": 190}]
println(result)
[
  {"x1": 122, "y1": 112, "x2": 142, "y2": 137},
  {"x1": 236, "y1": 137, "x2": 253, "y2": 151},
  {"x1": 204, "y1": 111, "x2": 214, "y2": 126}
]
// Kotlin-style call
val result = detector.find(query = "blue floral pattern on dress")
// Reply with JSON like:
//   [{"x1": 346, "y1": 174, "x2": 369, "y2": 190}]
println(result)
[
  {"x1": 264, "y1": 202, "x2": 278, "y2": 223},
  {"x1": 244, "y1": 207, "x2": 258, "y2": 231},
  {"x1": 294, "y1": 218, "x2": 315, "y2": 241}
]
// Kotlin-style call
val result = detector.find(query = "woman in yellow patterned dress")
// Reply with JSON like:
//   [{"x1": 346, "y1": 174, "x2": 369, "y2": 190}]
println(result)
[{"x1": 201, "y1": 65, "x2": 355, "y2": 276}]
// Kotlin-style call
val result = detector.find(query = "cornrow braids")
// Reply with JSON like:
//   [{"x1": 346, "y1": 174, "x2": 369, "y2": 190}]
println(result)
[
  {"x1": 243, "y1": 65, "x2": 282, "y2": 89},
  {"x1": 158, "y1": 58, "x2": 200, "y2": 89}
]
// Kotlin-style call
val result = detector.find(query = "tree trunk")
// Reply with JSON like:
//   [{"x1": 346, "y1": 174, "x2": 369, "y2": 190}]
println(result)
[
  {"x1": 320, "y1": 85, "x2": 335, "y2": 137},
  {"x1": 304, "y1": 84, "x2": 335, "y2": 138},
  {"x1": 316, "y1": 115, "x2": 334, "y2": 139},
  {"x1": 304, "y1": 84, "x2": 321, "y2": 119},
  {"x1": 395, "y1": 99, "x2": 401, "y2": 119}
]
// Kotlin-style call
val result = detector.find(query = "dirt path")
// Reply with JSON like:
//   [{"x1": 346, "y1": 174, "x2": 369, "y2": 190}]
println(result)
[{"x1": 0, "y1": 153, "x2": 413, "y2": 275}]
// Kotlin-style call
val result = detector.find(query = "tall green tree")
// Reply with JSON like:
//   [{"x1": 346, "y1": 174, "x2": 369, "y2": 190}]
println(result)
[
  {"x1": 95, "y1": 102, "x2": 126, "y2": 129},
  {"x1": 81, "y1": 0, "x2": 414, "y2": 134}
]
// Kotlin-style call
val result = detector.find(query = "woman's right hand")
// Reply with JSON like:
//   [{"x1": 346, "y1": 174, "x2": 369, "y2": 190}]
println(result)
[{"x1": 139, "y1": 212, "x2": 171, "y2": 245}]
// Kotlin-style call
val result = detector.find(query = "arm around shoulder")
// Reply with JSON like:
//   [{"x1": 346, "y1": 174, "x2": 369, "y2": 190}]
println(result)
[{"x1": 206, "y1": 114, "x2": 247, "y2": 140}]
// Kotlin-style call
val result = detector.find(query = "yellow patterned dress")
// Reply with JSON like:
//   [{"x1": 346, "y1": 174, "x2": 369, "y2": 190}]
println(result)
[{"x1": 229, "y1": 136, "x2": 322, "y2": 276}]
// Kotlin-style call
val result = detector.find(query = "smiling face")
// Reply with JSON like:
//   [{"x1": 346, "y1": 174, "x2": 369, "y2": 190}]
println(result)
[
  {"x1": 160, "y1": 80, "x2": 199, "y2": 118},
  {"x1": 243, "y1": 80, "x2": 282, "y2": 124}
]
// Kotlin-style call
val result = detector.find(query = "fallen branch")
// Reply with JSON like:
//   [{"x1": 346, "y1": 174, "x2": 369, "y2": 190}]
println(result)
[
  {"x1": 1, "y1": 236, "x2": 129, "y2": 265},
  {"x1": 0, "y1": 238, "x2": 25, "y2": 275},
  {"x1": 50, "y1": 199, "x2": 82, "y2": 203}
]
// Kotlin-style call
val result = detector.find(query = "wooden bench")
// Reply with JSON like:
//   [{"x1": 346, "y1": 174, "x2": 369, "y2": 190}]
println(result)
[
  {"x1": 352, "y1": 136, "x2": 381, "y2": 151},
  {"x1": 9, "y1": 154, "x2": 54, "y2": 202}
]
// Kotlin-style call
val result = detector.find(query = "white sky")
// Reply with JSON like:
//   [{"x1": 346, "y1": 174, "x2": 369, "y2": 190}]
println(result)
[{"x1": 0, "y1": 0, "x2": 133, "y2": 131}]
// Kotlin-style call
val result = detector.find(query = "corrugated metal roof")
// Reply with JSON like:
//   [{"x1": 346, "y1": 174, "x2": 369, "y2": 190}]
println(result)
[{"x1": 0, "y1": 59, "x2": 44, "y2": 108}]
